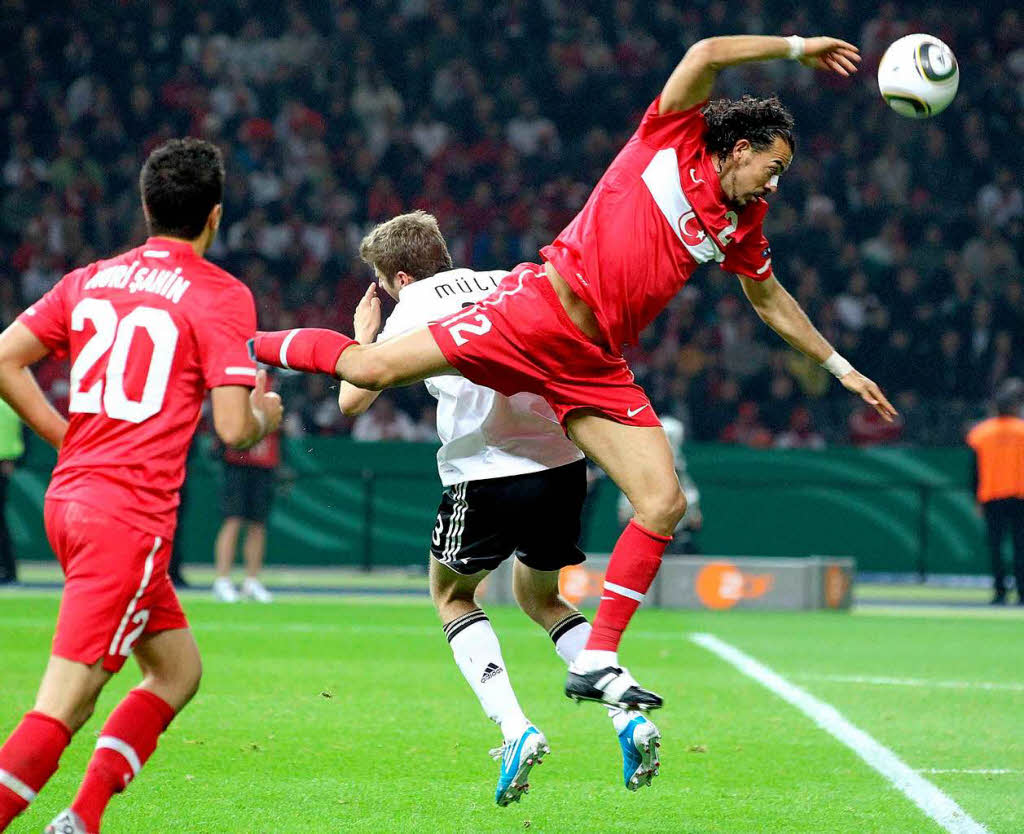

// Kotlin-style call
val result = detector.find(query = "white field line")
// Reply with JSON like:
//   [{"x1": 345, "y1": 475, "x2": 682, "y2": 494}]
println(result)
[
  {"x1": 691, "y1": 632, "x2": 990, "y2": 834},
  {"x1": 918, "y1": 770, "x2": 1016, "y2": 775},
  {"x1": 799, "y1": 674, "x2": 1024, "y2": 693}
]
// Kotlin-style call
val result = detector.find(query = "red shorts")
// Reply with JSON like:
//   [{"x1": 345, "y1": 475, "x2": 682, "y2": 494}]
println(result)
[
  {"x1": 428, "y1": 264, "x2": 660, "y2": 428},
  {"x1": 45, "y1": 499, "x2": 189, "y2": 673}
]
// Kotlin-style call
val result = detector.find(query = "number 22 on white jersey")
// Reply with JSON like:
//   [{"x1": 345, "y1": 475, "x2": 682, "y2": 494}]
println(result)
[{"x1": 69, "y1": 298, "x2": 179, "y2": 423}]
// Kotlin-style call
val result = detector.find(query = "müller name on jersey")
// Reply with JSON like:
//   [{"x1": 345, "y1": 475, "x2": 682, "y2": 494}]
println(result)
[
  {"x1": 433, "y1": 271, "x2": 502, "y2": 300},
  {"x1": 83, "y1": 260, "x2": 192, "y2": 304}
]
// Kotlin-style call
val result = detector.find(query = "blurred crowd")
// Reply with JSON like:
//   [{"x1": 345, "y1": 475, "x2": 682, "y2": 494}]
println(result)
[{"x1": 1, "y1": 0, "x2": 1020, "y2": 446}]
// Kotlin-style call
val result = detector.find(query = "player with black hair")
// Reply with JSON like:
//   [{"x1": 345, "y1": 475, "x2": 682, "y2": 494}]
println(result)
[
  {"x1": 0, "y1": 138, "x2": 283, "y2": 834},
  {"x1": 251, "y1": 34, "x2": 897, "y2": 711}
]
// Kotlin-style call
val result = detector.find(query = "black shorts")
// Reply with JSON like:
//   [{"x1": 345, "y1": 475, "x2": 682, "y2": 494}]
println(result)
[
  {"x1": 430, "y1": 459, "x2": 587, "y2": 575},
  {"x1": 220, "y1": 463, "x2": 276, "y2": 523}
]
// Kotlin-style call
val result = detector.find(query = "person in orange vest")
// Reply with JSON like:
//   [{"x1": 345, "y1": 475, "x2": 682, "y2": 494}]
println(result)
[{"x1": 967, "y1": 378, "x2": 1024, "y2": 605}]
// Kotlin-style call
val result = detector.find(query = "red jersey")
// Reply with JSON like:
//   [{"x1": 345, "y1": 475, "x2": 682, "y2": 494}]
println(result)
[
  {"x1": 19, "y1": 237, "x2": 259, "y2": 537},
  {"x1": 541, "y1": 97, "x2": 772, "y2": 352}
]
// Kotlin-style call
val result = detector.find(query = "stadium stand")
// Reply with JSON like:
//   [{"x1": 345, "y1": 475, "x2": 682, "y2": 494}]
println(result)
[{"x1": 1, "y1": 1, "x2": 1020, "y2": 445}]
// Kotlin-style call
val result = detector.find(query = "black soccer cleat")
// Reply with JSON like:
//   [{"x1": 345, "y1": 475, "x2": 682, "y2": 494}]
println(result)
[{"x1": 565, "y1": 666, "x2": 663, "y2": 710}]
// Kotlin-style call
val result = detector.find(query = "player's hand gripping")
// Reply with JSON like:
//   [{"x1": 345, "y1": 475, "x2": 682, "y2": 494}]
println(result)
[
  {"x1": 798, "y1": 37, "x2": 861, "y2": 76},
  {"x1": 839, "y1": 370, "x2": 899, "y2": 422},
  {"x1": 354, "y1": 283, "x2": 382, "y2": 345},
  {"x1": 250, "y1": 369, "x2": 284, "y2": 436}
]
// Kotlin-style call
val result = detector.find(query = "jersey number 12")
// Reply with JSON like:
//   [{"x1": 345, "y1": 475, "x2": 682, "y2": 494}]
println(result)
[{"x1": 69, "y1": 299, "x2": 179, "y2": 423}]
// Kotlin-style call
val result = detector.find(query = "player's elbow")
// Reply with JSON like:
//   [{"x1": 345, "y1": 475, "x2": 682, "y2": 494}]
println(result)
[
  {"x1": 686, "y1": 38, "x2": 721, "y2": 71},
  {"x1": 338, "y1": 395, "x2": 369, "y2": 417},
  {"x1": 213, "y1": 414, "x2": 252, "y2": 449}
]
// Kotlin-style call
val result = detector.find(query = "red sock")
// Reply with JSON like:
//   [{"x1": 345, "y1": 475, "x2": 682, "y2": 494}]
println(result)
[
  {"x1": 252, "y1": 328, "x2": 356, "y2": 375},
  {"x1": 71, "y1": 689, "x2": 175, "y2": 834},
  {"x1": 586, "y1": 520, "x2": 670, "y2": 652},
  {"x1": 0, "y1": 711, "x2": 71, "y2": 829}
]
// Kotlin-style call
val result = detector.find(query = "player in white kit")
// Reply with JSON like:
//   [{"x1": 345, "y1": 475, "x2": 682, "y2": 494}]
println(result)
[{"x1": 335, "y1": 212, "x2": 661, "y2": 805}]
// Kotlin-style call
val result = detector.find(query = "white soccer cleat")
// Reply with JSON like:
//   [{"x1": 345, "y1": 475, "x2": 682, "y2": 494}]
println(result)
[
  {"x1": 241, "y1": 577, "x2": 273, "y2": 603},
  {"x1": 490, "y1": 726, "x2": 550, "y2": 806},
  {"x1": 212, "y1": 577, "x2": 240, "y2": 603},
  {"x1": 618, "y1": 713, "x2": 661, "y2": 791},
  {"x1": 44, "y1": 808, "x2": 89, "y2": 834}
]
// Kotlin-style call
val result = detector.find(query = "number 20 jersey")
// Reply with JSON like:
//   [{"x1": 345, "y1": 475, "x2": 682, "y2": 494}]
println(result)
[
  {"x1": 19, "y1": 236, "x2": 259, "y2": 537},
  {"x1": 540, "y1": 97, "x2": 774, "y2": 354}
]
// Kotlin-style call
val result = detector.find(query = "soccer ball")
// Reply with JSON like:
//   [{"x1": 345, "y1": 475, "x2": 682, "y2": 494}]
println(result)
[{"x1": 877, "y1": 34, "x2": 959, "y2": 118}]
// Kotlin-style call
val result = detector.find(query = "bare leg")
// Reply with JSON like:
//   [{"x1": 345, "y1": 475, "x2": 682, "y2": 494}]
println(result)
[
  {"x1": 214, "y1": 517, "x2": 242, "y2": 578},
  {"x1": 133, "y1": 628, "x2": 202, "y2": 712},
  {"x1": 566, "y1": 411, "x2": 685, "y2": 535},
  {"x1": 560, "y1": 411, "x2": 683, "y2": 707},
  {"x1": 429, "y1": 556, "x2": 486, "y2": 622},
  {"x1": 34, "y1": 656, "x2": 113, "y2": 733},
  {"x1": 61, "y1": 630, "x2": 201, "y2": 832},
  {"x1": 512, "y1": 562, "x2": 577, "y2": 631},
  {"x1": 243, "y1": 522, "x2": 266, "y2": 579}
]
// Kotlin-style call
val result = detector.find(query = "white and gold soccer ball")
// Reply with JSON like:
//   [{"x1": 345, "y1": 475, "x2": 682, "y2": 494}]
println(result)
[{"x1": 877, "y1": 34, "x2": 959, "y2": 118}]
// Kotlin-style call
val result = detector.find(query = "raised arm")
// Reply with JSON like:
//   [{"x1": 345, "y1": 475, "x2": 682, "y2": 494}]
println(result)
[
  {"x1": 0, "y1": 322, "x2": 68, "y2": 449},
  {"x1": 738, "y1": 273, "x2": 897, "y2": 421},
  {"x1": 338, "y1": 283, "x2": 384, "y2": 416},
  {"x1": 660, "y1": 35, "x2": 861, "y2": 114}
]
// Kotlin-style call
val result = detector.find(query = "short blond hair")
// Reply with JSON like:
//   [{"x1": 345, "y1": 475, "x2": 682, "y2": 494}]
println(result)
[{"x1": 359, "y1": 211, "x2": 453, "y2": 282}]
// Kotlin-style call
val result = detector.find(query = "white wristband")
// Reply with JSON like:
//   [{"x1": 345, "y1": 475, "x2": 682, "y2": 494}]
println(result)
[
  {"x1": 821, "y1": 351, "x2": 854, "y2": 379},
  {"x1": 785, "y1": 35, "x2": 806, "y2": 60}
]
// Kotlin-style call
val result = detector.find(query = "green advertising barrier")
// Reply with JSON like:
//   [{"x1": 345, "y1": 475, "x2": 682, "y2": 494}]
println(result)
[{"x1": 5, "y1": 437, "x2": 985, "y2": 575}]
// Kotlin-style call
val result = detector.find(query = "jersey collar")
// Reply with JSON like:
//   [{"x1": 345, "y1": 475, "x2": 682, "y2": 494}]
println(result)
[{"x1": 143, "y1": 236, "x2": 201, "y2": 258}]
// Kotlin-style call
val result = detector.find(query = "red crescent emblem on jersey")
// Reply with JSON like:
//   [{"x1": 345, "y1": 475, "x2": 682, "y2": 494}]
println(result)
[{"x1": 677, "y1": 211, "x2": 706, "y2": 247}]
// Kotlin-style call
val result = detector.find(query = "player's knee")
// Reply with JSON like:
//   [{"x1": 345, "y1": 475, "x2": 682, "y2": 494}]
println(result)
[
  {"x1": 432, "y1": 581, "x2": 474, "y2": 608},
  {"x1": 636, "y1": 488, "x2": 687, "y2": 533}
]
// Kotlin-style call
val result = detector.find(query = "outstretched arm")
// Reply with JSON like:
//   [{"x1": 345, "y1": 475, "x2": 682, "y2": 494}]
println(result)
[
  {"x1": 660, "y1": 35, "x2": 860, "y2": 114},
  {"x1": 739, "y1": 273, "x2": 898, "y2": 421}
]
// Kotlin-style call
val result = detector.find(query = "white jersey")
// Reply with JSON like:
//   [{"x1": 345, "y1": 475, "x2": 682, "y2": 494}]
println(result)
[{"x1": 377, "y1": 268, "x2": 584, "y2": 486}]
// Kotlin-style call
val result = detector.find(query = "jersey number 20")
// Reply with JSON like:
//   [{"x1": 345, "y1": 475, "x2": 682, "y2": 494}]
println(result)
[{"x1": 69, "y1": 299, "x2": 179, "y2": 423}]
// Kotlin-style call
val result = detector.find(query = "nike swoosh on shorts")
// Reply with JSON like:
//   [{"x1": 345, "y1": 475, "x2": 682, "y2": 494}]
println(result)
[{"x1": 627, "y1": 405, "x2": 650, "y2": 418}]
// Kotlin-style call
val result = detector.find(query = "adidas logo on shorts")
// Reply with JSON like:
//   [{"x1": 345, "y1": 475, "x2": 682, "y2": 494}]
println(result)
[{"x1": 480, "y1": 662, "x2": 504, "y2": 683}]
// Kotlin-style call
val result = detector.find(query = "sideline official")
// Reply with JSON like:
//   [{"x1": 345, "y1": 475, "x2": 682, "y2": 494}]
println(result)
[{"x1": 967, "y1": 378, "x2": 1024, "y2": 605}]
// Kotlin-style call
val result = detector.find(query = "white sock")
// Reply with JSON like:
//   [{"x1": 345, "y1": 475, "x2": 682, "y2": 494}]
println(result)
[
  {"x1": 571, "y1": 648, "x2": 620, "y2": 673},
  {"x1": 444, "y1": 610, "x2": 530, "y2": 742},
  {"x1": 608, "y1": 707, "x2": 640, "y2": 733},
  {"x1": 548, "y1": 614, "x2": 624, "y2": 733},
  {"x1": 548, "y1": 613, "x2": 591, "y2": 665}
]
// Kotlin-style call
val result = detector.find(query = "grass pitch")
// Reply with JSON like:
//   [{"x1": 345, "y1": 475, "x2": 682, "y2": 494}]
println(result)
[{"x1": 1, "y1": 591, "x2": 1022, "y2": 833}]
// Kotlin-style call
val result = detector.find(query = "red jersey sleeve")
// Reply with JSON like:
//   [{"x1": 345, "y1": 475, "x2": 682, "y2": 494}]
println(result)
[
  {"x1": 17, "y1": 272, "x2": 77, "y2": 357},
  {"x1": 636, "y1": 96, "x2": 709, "y2": 149},
  {"x1": 721, "y1": 216, "x2": 773, "y2": 282},
  {"x1": 198, "y1": 283, "x2": 259, "y2": 389}
]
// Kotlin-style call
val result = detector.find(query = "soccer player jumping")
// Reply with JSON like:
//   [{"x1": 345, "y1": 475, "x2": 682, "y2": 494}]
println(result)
[
  {"x1": 0, "y1": 139, "x2": 283, "y2": 834},
  {"x1": 253, "y1": 35, "x2": 896, "y2": 710}
]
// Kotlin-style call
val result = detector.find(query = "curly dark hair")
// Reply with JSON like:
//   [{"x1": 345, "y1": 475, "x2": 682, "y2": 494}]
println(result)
[
  {"x1": 702, "y1": 95, "x2": 795, "y2": 160},
  {"x1": 140, "y1": 138, "x2": 225, "y2": 239}
]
